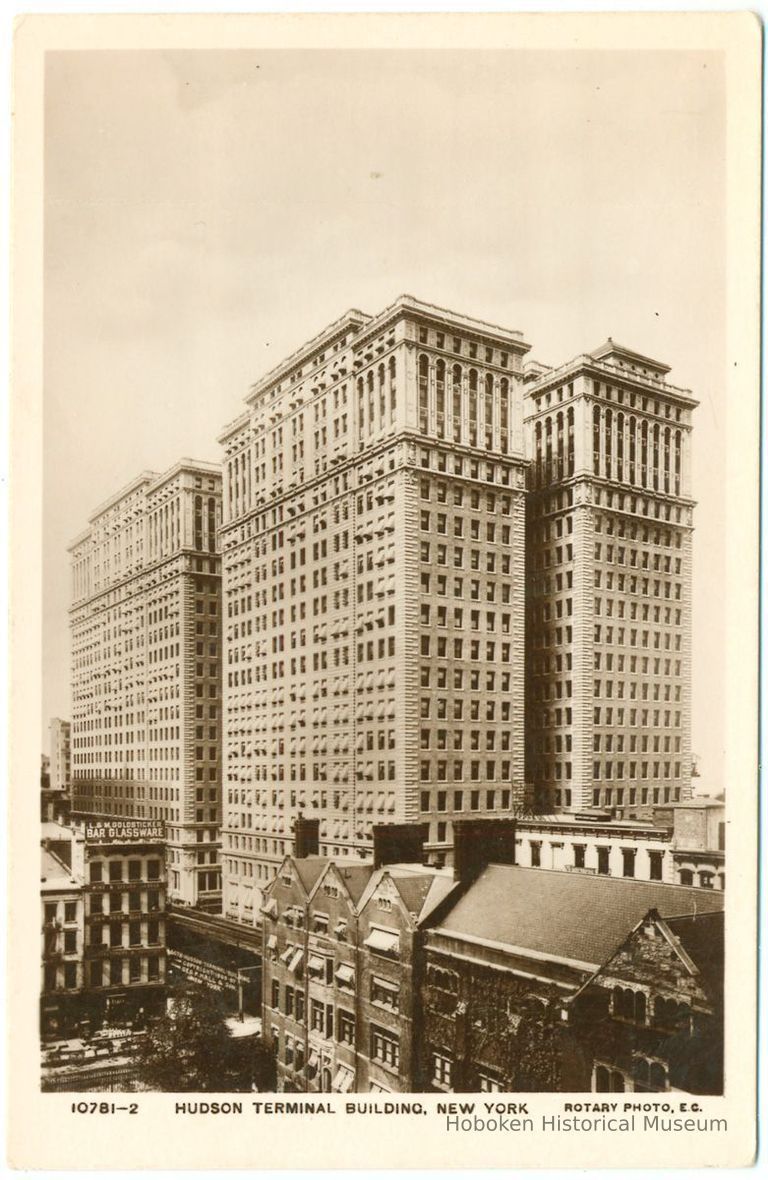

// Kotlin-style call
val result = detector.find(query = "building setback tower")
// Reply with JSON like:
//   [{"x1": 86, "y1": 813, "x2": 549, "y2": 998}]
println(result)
[
  {"x1": 523, "y1": 340, "x2": 697, "y2": 817},
  {"x1": 219, "y1": 296, "x2": 531, "y2": 924},
  {"x1": 49, "y1": 717, "x2": 71, "y2": 793},
  {"x1": 69, "y1": 460, "x2": 223, "y2": 909}
]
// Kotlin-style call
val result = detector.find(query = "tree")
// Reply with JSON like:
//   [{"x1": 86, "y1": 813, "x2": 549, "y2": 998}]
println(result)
[{"x1": 135, "y1": 984, "x2": 275, "y2": 1092}]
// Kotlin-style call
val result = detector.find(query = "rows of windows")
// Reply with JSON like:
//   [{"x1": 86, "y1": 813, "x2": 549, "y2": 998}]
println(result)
[{"x1": 417, "y1": 356, "x2": 514, "y2": 453}]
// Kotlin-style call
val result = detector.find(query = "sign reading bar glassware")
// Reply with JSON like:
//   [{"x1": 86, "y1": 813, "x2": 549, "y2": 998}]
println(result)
[{"x1": 84, "y1": 819, "x2": 165, "y2": 844}]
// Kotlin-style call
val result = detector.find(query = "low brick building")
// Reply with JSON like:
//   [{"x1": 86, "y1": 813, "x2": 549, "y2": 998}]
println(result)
[
  {"x1": 40, "y1": 819, "x2": 169, "y2": 1037},
  {"x1": 41, "y1": 847, "x2": 85, "y2": 1036},
  {"x1": 569, "y1": 907, "x2": 724, "y2": 1093},
  {"x1": 261, "y1": 820, "x2": 460, "y2": 1093},
  {"x1": 419, "y1": 867, "x2": 724, "y2": 1093}
]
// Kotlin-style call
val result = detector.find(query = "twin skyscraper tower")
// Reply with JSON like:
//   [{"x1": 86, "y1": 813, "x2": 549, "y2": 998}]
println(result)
[{"x1": 69, "y1": 295, "x2": 696, "y2": 920}]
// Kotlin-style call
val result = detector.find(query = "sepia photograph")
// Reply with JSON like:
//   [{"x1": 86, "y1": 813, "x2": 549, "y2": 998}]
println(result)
[{"x1": 10, "y1": 10, "x2": 760, "y2": 1171}]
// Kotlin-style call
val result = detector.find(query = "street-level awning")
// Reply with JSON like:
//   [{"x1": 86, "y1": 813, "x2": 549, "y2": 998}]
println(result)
[
  {"x1": 363, "y1": 928, "x2": 400, "y2": 956},
  {"x1": 333, "y1": 1065, "x2": 355, "y2": 1093},
  {"x1": 335, "y1": 963, "x2": 355, "y2": 987}
]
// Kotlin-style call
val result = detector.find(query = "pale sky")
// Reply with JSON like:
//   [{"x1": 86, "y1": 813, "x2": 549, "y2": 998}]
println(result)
[{"x1": 43, "y1": 48, "x2": 726, "y2": 787}]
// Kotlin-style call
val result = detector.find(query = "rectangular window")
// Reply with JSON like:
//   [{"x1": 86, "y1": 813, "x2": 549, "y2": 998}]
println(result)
[
  {"x1": 371, "y1": 976, "x2": 399, "y2": 1011},
  {"x1": 371, "y1": 1026, "x2": 400, "y2": 1070},
  {"x1": 431, "y1": 1052, "x2": 452, "y2": 1090},
  {"x1": 338, "y1": 1010, "x2": 355, "y2": 1045}
]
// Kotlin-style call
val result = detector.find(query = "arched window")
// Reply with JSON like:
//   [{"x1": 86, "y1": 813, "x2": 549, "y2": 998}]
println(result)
[
  {"x1": 628, "y1": 416, "x2": 636, "y2": 483},
  {"x1": 535, "y1": 421, "x2": 543, "y2": 485},
  {"x1": 594, "y1": 1065, "x2": 625, "y2": 1093},
  {"x1": 378, "y1": 363, "x2": 386, "y2": 422},
  {"x1": 545, "y1": 416, "x2": 553, "y2": 479},
  {"x1": 367, "y1": 370, "x2": 375, "y2": 432},
  {"x1": 567, "y1": 407, "x2": 575, "y2": 476},
  {"x1": 652, "y1": 423, "x2": 660, "y2": 490},
  {"x1": 435, "y1": 360, "x2": 446, "y2": 439},
  {"x1": 593, "y1": 406, "x2": 601, "y2": 476},
  {"x1": 468, "y1": 370, "x2": 478, "y2": 446},
  {"x1": 418, "y1": 355, "x2": 429, "y2": 433},
  {"x1": 357, "y1": 377, "x2": 365, "y2": 438},
  {"x1": 484, "y1": 372, "x2": 494, "y2": 449},
  {"x1": 388, "y1": 355, "x2": 397, "y2": 422},
  {"x1": 604, "y1": 408, "x2": 612, "y2": 479},
  {"x1": 556, "y1": 412, "x2": 564, "y2": 479},
  {"x1": 641, "y1": 421, "x2": 648, "y2": 486},
  {"x1": 452, "y1": 365, "x2": 463, "y2": 443},
  {"x1": 616, "y1": 413, "x2": 624, "y2": 481},
  {"x1": 674, "y1": 429, "x2": 682, "y2": 495},
  {"x1": 634, "y1": 1058, "x2": 667, "y2": 1093},
  {"x1": 499, "y1": 378, "x2": 509, "y2": 455}
]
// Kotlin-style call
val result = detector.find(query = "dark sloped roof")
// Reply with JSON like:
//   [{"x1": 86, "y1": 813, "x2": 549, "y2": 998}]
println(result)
[
  {"x1": 336, "y1": 864, "x2": 377, "y2": 904},
  {"x1": 435, "y1": 865, "x2": 724, "y2": 969},
  {"x1": 293, "y1": 856, "x2": 328, "y2": 894},
  {"x1": 665, "y1": 911, "x2": 724, "y2": 1007},
  {"x1": 391, "y1": 873, "x2": 438, "y2": 917}
]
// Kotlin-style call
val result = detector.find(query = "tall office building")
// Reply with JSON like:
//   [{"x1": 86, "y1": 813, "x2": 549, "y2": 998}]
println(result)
[
  {"x1": 49, "y1": 717, "x2": 71, "y2": 792},
  {"x1": 523, "y1": 340, "x2": 696, "y2": 816},
  {"x1": 69, "y1": 460, "x2": 223, "y2": 909},
  {"x1": 219, "y1": 296, "x2": 531, "y2": 924}
]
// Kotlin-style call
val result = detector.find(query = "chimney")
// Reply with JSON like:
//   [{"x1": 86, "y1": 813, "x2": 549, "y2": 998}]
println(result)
[
  {"x1": 453, "y1": 818, "x2": 516, "y2": 884},
  {"x1": 293, "y1": 813, "x2": 320, "y2": 859},
  {"x1": 372, "y1": 822, "x2": 429, "y2": 869}
]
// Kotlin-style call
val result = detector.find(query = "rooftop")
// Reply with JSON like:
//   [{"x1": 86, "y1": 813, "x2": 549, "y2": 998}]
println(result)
[
  {"x1": 431, "y1": 864, "x2": 724, "y2": 971},
  {"x1": 588, "y1": 337, "x2": 671, "y2": 375},
  {"x1": 665, "y1": 911, "x2": 724, "y2": 1006},
  {"x1": 41, "y1": 847, "x2": 78, "y2": 888}
]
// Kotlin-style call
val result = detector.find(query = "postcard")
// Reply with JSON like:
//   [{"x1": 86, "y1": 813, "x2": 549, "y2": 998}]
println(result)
[{"x1": 9, "y1": 11, "x2": 760, "y2": 1169}]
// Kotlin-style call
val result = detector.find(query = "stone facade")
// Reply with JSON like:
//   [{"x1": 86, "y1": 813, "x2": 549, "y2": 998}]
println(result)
[
  {"x1": 219, "y1": 297, "x2": 531, "y2": 921},
  {"x1": 524, "y1": 341, "x2": 697, "y2": 816},
  {"x1": 569, "y1": 909, "x2": 723, "y2": 1094},
  {"x1": 69, "y1": 460, "x2": 222, "y2": 908}
]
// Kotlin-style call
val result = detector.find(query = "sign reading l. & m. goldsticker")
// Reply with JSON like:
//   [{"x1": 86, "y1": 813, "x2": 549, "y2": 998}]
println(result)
[{"x1": 84, "y1": 819, "x2": 165, "y2": 844}]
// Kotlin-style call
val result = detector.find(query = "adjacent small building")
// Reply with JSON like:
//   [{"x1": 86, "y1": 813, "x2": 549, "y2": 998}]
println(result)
[
  {"x1": 261, "y1": 820, "x2": 463, "y2": 1093},
  {"x1": 669, "y1": 798, "x2": 725, "y2": 889},
  {"x1": 569, "y1": 907, "x2": 724, "y2": 1094},
  {"x1": 41, "y1": 845, "x2": 85, "y2": 1035},
  {"x1": 420, "y1": 866, "x2": 724, "y2": 1094},
  {"x1": 80, "y1": 817, "x2": 168, "y2": 1025},
  {"x1": 40, "y1": 819, "x2": 169, "y2": 1037}
]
